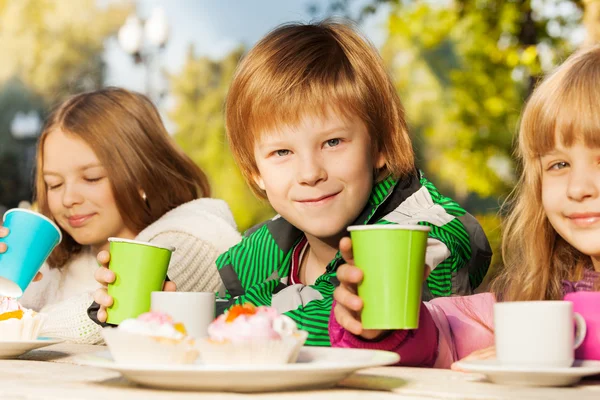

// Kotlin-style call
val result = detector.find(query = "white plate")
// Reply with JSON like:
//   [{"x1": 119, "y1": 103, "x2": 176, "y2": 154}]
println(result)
[
  {"x1": 75, "y1": 347, "x2": 400, "y2": 392},
  {"x1": 0, "y1": 338, "x2": 64, "y2": 359},
  {"x1": 454, "y1": 359, "x2": 600, "y2": 387}
]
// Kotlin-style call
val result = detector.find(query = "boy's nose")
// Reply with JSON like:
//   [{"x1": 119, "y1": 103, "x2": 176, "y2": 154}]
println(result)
[{"x1": 297, "y1": 156, "x2": 327, "y2": 186}]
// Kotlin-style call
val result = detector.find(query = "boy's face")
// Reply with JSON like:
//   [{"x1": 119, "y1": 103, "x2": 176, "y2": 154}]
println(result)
[{"x1": 253, "y1": 109, "x2": 385, "y2": 245}]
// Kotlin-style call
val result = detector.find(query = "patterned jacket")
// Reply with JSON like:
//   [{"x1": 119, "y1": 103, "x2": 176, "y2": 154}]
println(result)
[{"x1": 215, "y1": 171, "x2": 492, "y2": 346}]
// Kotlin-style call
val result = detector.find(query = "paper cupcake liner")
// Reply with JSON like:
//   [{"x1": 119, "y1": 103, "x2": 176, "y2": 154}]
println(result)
[
  {"x1": 102, "y1": 328, "x2": 199, "y2": 365},
  {"x1": 197, "y1": 331, "x2": 308, "y2": 365},
  {"x1": 0, "y1": 313, "x2": 45, "y2": 341}
]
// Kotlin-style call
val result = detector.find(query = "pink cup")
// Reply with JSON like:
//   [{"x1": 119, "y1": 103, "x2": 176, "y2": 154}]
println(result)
[{"x1": 564, "y1": 291, "x2": 600, "y2": 360}]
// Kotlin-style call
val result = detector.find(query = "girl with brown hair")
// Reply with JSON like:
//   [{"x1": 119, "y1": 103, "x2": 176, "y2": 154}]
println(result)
[{"x1": 0, "y1": 87, "x2": 241, "y2": 343}]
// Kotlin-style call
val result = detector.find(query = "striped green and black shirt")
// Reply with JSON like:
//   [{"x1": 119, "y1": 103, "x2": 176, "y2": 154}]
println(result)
[{"x1": 215, "y1": 172, "x2": 491, "y2": 346}]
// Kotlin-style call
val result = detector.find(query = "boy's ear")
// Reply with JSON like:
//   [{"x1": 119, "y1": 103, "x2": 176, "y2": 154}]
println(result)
[
  {"x1": 252, "y1": 174, "x2": 266, "y2": 191},
  {"x1": 375, "y1": 152, "x2": 386, "y2": 169}
]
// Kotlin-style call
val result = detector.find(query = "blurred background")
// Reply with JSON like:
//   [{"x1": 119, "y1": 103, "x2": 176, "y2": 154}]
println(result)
[{"x1": 0, "y1": 0, "x2": 596, "y2": 280}]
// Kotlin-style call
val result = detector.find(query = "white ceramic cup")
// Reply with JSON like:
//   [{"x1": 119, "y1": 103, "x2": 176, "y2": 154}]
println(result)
[
  {"x1": 494, "y1": 301, "x2": 587, "y2": 368},
  {"x1": 150, "y1": 292, "x2": 215, "y2": 338}
]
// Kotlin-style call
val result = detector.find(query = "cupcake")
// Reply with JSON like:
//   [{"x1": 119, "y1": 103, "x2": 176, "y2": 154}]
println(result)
[
  {"x1": 0, "y1": 296, "x2": 45, "y2": 341},
  {"x1": 102, "y1": 311, "x2": 199, "y2": 365},
  {"x1": 198, "y1": 303, "x2": 308, "y2": 365}
]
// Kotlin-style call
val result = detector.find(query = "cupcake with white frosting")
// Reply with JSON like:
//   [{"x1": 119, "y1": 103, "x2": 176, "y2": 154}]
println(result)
[
  {"x1": 102, "y1": 311, "x2": 198, "y2": 364},
  {"x1": 198, "y1": 303, "x2": 308, "y2": 365},
  {"x1": 0, "y1": 296, "x2": 45, "y2": 341}
]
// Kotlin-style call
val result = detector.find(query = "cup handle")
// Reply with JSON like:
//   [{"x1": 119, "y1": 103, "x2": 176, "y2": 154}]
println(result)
[{"x1": 573, "y1": 312, "x2": 587, "y2": 349}]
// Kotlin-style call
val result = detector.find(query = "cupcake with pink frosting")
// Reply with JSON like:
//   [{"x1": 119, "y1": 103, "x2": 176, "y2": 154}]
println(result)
[
  {"x1": 102, "y1": 311, "x2": 198, "y2": 365},
  {"x1": 198, "y1": 303, "x2": 308, "y2": 365},
  {"x1": 0, "y1": 296, "x2": 45, "y2": 341}
]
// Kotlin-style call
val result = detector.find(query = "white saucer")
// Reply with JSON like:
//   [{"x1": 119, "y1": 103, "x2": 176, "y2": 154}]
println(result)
[
  {"x1": 454, "y1": 359, "x2": 600, "y2": 387},
  {"x1": 0, "y1": 338, "x2": 64, "y2": 359},
  {"x1": 74, "y1": 347, "x2": 400, "y2": 392}
]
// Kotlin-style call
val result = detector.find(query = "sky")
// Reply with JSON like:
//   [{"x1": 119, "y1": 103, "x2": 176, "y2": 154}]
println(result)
[{"x1": 103, "y1": 0, "x2": 390, "y2": 97}]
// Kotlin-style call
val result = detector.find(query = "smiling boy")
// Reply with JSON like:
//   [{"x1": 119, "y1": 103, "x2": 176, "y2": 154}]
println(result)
[{"x1": 216, "y1": 21, "x2": 492, "y2": 346}]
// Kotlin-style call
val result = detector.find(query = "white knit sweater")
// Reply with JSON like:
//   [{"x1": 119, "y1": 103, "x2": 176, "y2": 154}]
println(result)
[{"x1": 19, "y1": 198, "x2": 241, "y2": 344}]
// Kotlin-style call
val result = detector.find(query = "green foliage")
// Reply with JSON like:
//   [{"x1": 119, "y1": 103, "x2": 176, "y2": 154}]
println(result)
[
  {"x1": 0, "y1": 0, "x2": 131, "y2": 102},
  {"x1": 381, "y1": 1, "x2": 573, "y2": 202},
  {"x1": 169, "y1": 47, "x2": 274, "y2": 232}
]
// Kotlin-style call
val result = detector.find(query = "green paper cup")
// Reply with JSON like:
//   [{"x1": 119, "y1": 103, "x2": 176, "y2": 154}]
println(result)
[
  {"x1": 348, "y1": 224, "x2": 430, "y2": 330},
  {"x1": 106, "y1": 238, "x2": 174, "y2": 325}
]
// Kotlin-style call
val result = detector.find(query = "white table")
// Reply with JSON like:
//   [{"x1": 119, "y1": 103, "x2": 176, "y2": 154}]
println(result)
[{"x1": 1, "y1": 343, "x2": 598, "y2": 399}]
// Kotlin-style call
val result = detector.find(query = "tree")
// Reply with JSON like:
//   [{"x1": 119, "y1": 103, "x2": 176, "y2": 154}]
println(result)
[
  {"x1": 0, "y1": 0, "x2": 131, "y2": 102},
  {"x1": 169, "y1": 46, "x2": 274, "y2": 232}
]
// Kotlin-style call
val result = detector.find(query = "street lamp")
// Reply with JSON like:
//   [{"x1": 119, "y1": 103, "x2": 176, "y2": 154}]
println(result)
[{"x1": 117, "y1": 7, "x2": 170, "y2": 101}]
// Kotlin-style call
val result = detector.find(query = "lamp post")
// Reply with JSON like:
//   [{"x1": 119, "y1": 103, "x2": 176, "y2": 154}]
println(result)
[{"x1": 117, "y1": 7, "x2": 170, "y2": 102}]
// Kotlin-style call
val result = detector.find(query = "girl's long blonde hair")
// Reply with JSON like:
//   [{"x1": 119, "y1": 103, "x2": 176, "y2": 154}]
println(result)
[{"x1": 491, "y1": 45, "x2": 600, "y2": 301}]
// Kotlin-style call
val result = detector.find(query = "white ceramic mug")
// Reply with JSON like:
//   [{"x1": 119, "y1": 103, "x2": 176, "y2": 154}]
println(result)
[
  {"x1": 494, "y1": 301, "x2": 587, "y2": 368},
  {"x1": 150, "y1": 292, "x2": 215, "y2": 338}
]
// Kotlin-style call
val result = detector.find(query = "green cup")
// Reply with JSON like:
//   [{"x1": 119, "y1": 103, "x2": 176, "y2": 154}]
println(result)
[
  {"x1": 348, "y1": 224, "x2": 430, "y2": 330},
  {"x1": 106, "y1": 238, "x2": 174, "y2": 325}
]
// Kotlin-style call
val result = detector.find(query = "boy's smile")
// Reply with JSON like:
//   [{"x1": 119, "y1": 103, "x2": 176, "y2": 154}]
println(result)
[{"x1": 253, "y1": 108, "x2": 384, "y2": 245}]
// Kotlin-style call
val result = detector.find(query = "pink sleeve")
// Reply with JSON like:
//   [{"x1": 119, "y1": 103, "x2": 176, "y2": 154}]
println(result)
[
  {"x1": 328, "y1": 293, "x2": 495, "y2": 369},
  {"x1": 328, "y1": 302, "x2": 438, "y2": 367},
  {"x1": 426, "y1": 293, "x2": 495, "y2": 368}
]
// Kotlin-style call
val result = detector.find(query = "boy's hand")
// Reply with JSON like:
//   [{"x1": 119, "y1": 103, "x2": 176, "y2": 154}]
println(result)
[
  {"x1": 333, "y1": 237, "x2": 384, "y2": 340},
  {"x1": 1, "y1": 227, "x2": 43, "y2": 281},
  {"x1": 92, "y1": 250, "x2": 176, "y2": 323}
]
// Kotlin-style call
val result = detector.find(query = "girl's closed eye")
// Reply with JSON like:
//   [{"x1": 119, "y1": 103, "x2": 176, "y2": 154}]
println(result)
[
  {"x1": 47, "y1": 182, "x2": 63, "y2": 190},
  {"x1": 84, "y1": 176, "x2": 104, "y2": 183}
]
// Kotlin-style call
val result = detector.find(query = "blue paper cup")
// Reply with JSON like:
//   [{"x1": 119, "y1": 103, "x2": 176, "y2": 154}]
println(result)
[{"x1": 0, "y1": 209, "x2": 62, "y2": 297}]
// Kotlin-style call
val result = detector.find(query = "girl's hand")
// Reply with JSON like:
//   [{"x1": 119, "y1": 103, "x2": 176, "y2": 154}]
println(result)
[
  {"x1": 0, "y1": 227, "x2": 43, "y2": 281},
  {"x1": 451, "y1": 346, "x2": 496, "y2": 372},
  {"x1": 92, "y1": 250, "x2": 176, "y2": 323},
  {"x1": 0, "y1": 227, "x2": 8, "y2": 254},
  {"x1": 333, "y1": 237, "x2": 385, "y2": 340}
]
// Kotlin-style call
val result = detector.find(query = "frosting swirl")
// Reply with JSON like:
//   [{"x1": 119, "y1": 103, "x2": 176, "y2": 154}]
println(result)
[{"x1": 208, "y1": 304, "x2": 298, "y2": 343}]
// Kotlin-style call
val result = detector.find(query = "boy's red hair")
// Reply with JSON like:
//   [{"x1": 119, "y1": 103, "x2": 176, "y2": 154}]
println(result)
[{"x1": 225, "y1": 20, "x2": 415, "y2": 198}]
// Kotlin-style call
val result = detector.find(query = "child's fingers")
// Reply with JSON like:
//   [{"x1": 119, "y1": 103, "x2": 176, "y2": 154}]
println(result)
[
  {"x1": 339, "y1": 237, "x2": 354, "y2": 264},
  {"x1": 334, "y1": 301, "x2": 363, "y2": 335},
  {"x1": 336, "y1": 264, "x2": 363, "y2": 287},
  {"x1": 94, "y1": 266, "x2": 115, "y2": 285},
  {"x1": 0, "y1": 242, "x2": 6, "y2": 254},
  {"x1": 97, "y1": 308, "x2": 107, "y2": 323},
  {"x1": 451, "y1": 346, "x2": 496, "y2": 372},
  {"x1": 96, "y1": 250, "x2": 111, "y2": 267},
  {"x1": 333, "y1": 286, "x2": 363, "y2": 312},
  {"x1": 163, "y1": 281, "x2": 177, "y2": 292},
  {"x1": 93, "y1": 287, "x2": 114, "y2": 308},
  {"x1": 0, "y1": 227, "x2": 8, "y2": 238}
]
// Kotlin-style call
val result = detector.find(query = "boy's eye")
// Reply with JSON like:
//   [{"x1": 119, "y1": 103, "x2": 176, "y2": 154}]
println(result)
[
  {"x1": 325, "y1": 138, "x2": 341, "y2": 148},
  {"x1": 549, "y1": 161, "x2": 569, "y2": 170},
  {"x1": 275, "y1": 149, "x2": 290, "y2": 157}
]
